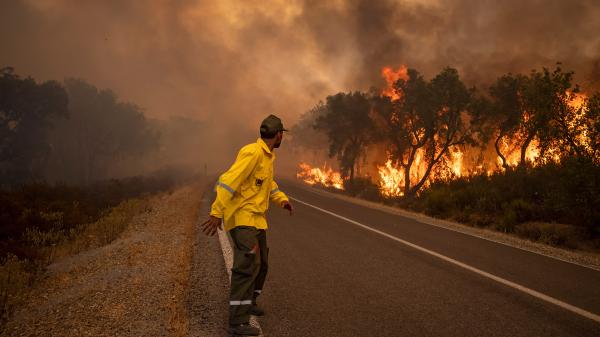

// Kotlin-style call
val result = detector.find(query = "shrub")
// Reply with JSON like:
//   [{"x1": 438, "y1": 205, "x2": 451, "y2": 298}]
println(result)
[
  {"x1": 0, "y1": 174, "x2": 174, "y2": 260},
  {"x1": 343, "y1": 177, "x2": 382, "y2": 201},
  {"x1": 421, "y1": 187, "x2": 453, "y2": 217},
  {"x1": 388, "y1": 156, "x2": 599, "y2": 249},
  {"x1": 0, "y1": 254, "x2": 34, "y2": 323},
  {"x1": 515, "y1": 222, "x2": 581, "y2": 249}
]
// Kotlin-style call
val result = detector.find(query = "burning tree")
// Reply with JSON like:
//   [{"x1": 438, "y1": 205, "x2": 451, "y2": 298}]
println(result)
[
  {"x1": 582, "y1": 93, "x2": 600, "y2": 161},
  {"x1": 479, "y1": 66, "x2": 585, "y2": 168},
  {"x1": 294, "y1": 63, "x2": 599, "y2": 202},
  {"x1": 374, "y1": 67, "x2": 475, "y2": 197},
  {"x1": 480, "y1": 73, "x2": 525, "y2": 168},
  {"x1": 545, "y1": 89, "x2": 600, "y2": 162},
  {"x1": 315, "y1": 91, "x2": 374, "y2": 181}
]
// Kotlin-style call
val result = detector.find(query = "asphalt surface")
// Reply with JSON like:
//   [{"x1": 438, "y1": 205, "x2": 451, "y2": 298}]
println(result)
[{"x1": 253, "y1": 181, "x2": 600, "y2": 337}]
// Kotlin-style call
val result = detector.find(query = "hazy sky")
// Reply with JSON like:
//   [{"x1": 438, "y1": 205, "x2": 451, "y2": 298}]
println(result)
[{"x1": 2, "y1": 0, "x2": 600, "y2": 148}]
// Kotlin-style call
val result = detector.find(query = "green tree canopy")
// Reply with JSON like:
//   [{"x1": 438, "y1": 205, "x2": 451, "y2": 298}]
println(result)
[
  {"x1": 315, "y1": 92, "x2": 374, "y2": 181},
  {"x1": 0, "y1": 67, "x2": 68, "y2": 185}
]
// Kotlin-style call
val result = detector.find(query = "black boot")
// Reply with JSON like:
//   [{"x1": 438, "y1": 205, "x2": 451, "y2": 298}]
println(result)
[
  {"x1": 249, "y1": 304, "x2": 265, "y2": 316},
  {"x1": 250, "y1": 291, "x2": 265, "y2": 316},
  {"x1": 229, "y1": 323, "x2": 260, "y2": 336}
]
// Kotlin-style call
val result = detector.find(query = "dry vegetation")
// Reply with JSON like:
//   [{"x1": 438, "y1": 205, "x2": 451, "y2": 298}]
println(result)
[
  {"x1": 0, "y1": 175, "x2": 177, "y2": 326},
  {"x1": 0, "y1": 180, "x2": 204, "y2": 336}
]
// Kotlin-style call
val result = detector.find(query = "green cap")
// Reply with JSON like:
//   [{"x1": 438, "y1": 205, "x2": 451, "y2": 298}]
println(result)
[{"x1": 260, "y1": 114, "x2": 288, "y2": 135}]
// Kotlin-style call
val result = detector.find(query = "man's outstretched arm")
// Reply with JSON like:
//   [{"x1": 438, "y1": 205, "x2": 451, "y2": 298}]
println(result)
[{"x1": 270, "y1": 180, "x2": 293, "y2": 215}]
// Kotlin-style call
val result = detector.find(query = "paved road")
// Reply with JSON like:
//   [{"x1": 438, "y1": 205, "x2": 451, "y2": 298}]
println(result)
[{"x1": 254, "y1": 181, "x2": 600, "y2": 337}]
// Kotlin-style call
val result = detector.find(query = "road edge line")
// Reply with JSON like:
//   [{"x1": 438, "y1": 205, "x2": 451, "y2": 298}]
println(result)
[
  {"x1": 290, "y1": 196, "x2": 600, "y2": 324},
  {"x1": 295, "y1": 183, "x2": 600, "y2": 272}
]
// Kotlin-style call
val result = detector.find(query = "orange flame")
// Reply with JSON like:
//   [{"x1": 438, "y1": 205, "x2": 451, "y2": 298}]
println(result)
[
  {"x1": 377, "y1": 147, "x2": 464, "y2": 197},
  {"x1": 497, "y1": 136, "x2": 540, "y2": 167},
  {"x1": 496, "y1": 91, "x2": 589, "y2": 167},
  {"x1": 568, "y1": 91, "x2": 586, "y2": 110},
  {"x1": 567, "y1": 91, "x2": 591, "y2": 153},
  {"x1": 381, "y1": 65, "x2": 408, "y2": 101},
  {"x1": 297, "y1": 162, "x2": 344, "y2": 189},
  {"x1": 377, "y1": 159, "x2": 404, "y2": 197},
  {"x1": 297, "y1": 84, "x2": 593, "y2": 197}
]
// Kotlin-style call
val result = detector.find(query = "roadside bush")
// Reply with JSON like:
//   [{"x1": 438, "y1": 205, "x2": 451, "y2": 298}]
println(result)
[
  {"x1": 0, "y1": 174, "x2": 174, "y2": 260},
  {"x1": 421, "y1": 187, "x2": 453, "y2": 217},
  {"x1": 344, "y1": 177, "x2": 382, "y2": 201},
  {"x1": 515, "y1": 222, "x2": 581, "y2": 248},
  {"x1": 407, "y1": 156, "x2": 599, "y2": 249},
  {"x1": 501, "y1": 199, "x2": 536, "y2": 228},
  {"x1": 343, "y1": 177, "x2": 382, "y2": 201},
  {"x1": 0, "y1": 254, "x2": 33, "y2": 323}
]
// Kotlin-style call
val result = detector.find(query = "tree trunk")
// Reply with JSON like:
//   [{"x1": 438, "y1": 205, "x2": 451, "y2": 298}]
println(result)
[
  {"x1": 519, "y1": 131, "x2": 536, "y2": 167},
  {"x1": 403, "y1": 148, "x2": 416, "y2": 197},
  {"x1": 411, "y1": 142, "x2": 449, "y2": 196},
  {"x1": 494, "y1": 133, "x2": 508, "y2": 169},
  {"x1": 403, "y1": 164, "x2": 411, "y2": 197}
]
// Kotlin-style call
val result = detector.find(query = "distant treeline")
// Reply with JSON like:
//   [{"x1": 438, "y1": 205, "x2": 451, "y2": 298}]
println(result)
[{"x1": 0, "y1": 67, "x2": 207, "y2": 187}]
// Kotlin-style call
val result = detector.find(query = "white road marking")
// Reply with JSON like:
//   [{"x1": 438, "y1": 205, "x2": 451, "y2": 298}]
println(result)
[
  {"x1": 297, "y1": 184, "x2": 600, "y2": 272},
  {"x1": 217, "y1": 227, "x2": 263, "y2": 334},
  {"x1": 290, "y1": 196, "x2": 600, "y2": 324}
]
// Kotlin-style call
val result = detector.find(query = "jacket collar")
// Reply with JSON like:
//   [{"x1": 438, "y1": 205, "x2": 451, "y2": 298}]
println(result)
[{"x1": 257, "y1": 138, "x2": 274, "y2": 156}]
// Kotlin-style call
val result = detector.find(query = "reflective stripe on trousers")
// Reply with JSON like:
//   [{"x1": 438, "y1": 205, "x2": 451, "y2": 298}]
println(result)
[{"x1": 230, "y1": 300, "x2": 253, "y2": 306}]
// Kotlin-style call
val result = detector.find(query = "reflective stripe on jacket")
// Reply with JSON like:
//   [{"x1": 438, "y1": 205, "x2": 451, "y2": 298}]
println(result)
[{"x1": 210, "y1": 138, "x2": 289, "y2": 231}]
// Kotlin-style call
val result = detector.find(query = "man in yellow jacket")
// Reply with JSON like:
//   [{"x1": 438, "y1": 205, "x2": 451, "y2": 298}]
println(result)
[{"x1": 201, "y1": 114, "x2": 293, "y2": 336}]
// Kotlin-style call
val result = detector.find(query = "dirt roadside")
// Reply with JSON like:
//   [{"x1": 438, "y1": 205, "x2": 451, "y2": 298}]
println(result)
[{"x1": 1, "y1": 180, "x2": 230, "y2": 337}]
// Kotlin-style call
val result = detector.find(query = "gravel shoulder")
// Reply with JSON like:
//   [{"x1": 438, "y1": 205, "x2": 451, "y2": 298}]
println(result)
[
  {"x1": 1, "y1": 180, "x2": 227, "y2": 337},
  {"x1": 185, "y1": 188, "x2": 231, "y2": 337}
]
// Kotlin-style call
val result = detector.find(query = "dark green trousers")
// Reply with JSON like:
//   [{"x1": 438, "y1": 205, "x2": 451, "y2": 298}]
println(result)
[{"x1": 229, "y1": 226, "x2": 269, "y2": 325}]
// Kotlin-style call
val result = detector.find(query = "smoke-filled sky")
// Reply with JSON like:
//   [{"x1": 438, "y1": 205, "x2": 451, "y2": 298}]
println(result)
[{"x1": 2, "y1": 0, "x2": 600, "y2": 163}]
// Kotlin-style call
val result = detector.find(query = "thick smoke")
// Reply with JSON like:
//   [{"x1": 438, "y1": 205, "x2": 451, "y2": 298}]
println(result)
[{"x1": 1, "y1": 0, "x2": 599, "y2": 174}]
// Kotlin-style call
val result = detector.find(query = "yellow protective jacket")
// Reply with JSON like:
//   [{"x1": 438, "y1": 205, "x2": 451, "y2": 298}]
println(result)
[{"x1": 210, "y1": 138, "x2": 289, "y2": 231}]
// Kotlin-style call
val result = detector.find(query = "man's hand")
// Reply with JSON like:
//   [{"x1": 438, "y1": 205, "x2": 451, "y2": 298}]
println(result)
[
  {"x1": 282, "y1": 200, "x2": 293, "y2": 216},
  {"x1": 201, "y1": 215, "x2": 222, "y2": 236}
]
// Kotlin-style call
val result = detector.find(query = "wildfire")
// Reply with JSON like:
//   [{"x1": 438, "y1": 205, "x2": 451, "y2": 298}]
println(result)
[
  {"x1": 568, "y1": 91, "x2": 586, "y2": 110},
  {"x1": 377, "y1": 159, "x2": 404, "y2": 197},
  {"x1": 495, "y1": 91, "x2": 589, "y2": 167},
  {"x1": 381, "y1": 65, "x2": 408, "y2": 101},
  {"x1": 377, "y1": 147, "x2": 465, "y2": 197},
  {"x1": 497, "y1": 136, "x2": 540, "y2": 167},
  {"x1": 297, "y1": 70, "x2": 593, "y2": 198},
  {"x1": 449, "y1": 148, "x2": 463, "y2": 177},
  {"x1": 567, "y1": 91, "x2": 591, "y2": 153},
  {"x1": 296, "y1": 162, "x2": 344, "y2": 189}
]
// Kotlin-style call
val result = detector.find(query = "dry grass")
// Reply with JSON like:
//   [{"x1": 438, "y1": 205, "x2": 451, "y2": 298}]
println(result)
[
  {"x1": 0, "y1": 197, "x2": 150, "y2": 325},
  {"x1": 0, "y1": 181, "x2": 204, "y2": 337}
]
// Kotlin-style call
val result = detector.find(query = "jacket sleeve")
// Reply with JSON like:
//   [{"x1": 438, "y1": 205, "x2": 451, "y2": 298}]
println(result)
[
  {"x1": 269, "y1": 180, "x2": 289, "y2": 207},
  {"x1": 210, "y1": 146, "x2": 260, "y2": 218}
]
